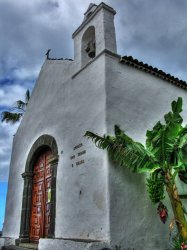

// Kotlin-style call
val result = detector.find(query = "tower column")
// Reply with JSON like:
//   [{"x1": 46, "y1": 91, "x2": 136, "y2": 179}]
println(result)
[{"x1": 72, "y1": 2, "x2": 117, "y2": 69}]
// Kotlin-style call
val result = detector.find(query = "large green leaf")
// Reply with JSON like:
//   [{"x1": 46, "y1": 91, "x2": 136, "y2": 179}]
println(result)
[
  {"x1": 178, "y1": 169, "x2": 187, "y2": 184},
  {"x1": 164, "y1": 98, "x2": 183, "y2": 138},
  {"x1": 177, "y1": 127, "x2": 187, "y2": 149},
  {"x1": 85, "y1": 126, "x2": 159, "y2": 173},
  {"x1": 146, "y1": 97, "x2": 183, "y2": 166},
  {"x1": 172, "y1": 97, "x2": 182, "y2": 114},
  {"x1": 85, "y1": 98, "x2": 186, "y2": 176},
  {"x1": 146, "y1": 124, "x2": 174, "y2": 165},
  {"x1": 146, "y1": 121, "x2": 163, "y2": 150},
  {"x1": 168, "y1": 126, "x2": 187, "y2": 168}
]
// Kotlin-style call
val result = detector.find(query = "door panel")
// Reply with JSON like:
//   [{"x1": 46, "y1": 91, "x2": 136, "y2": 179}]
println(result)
[{"x1": 29, "y1": 150, "x2": 53, "y2": 243}]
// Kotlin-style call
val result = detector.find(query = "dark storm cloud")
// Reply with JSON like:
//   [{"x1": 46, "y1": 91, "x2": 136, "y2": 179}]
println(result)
[
  {"x1": 0, "y1": 0, "x2": 187, "y2": 182},
  {"x1": 0, "y1": 0, "x2": 186, "y2": 82},
  {"x1": 0, "y1": 0, "x2": 73, "y2": 82},
  {"x1": 0, "y1": 79, "x2": 15, "y2": 86},
  {"x1": 46, "y1": 1, "x2": 60, "y2": 9},
  {"x1": 0, "y1": 0, "x2": 86, "y2": 181},
  {"x1": 109, "y1": 0, "x2": 187, "y2": 80}
]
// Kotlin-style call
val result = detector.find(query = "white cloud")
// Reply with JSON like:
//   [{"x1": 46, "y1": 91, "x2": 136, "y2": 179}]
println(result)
[
  {"x1": 0, "y1": 0, "x2": 187, "y2": 184},
  {"x1": 0, "y1": 122, "x2": 19, "y2": 181},
  {"x1": 0, "y1": 82, "x2": 30, "y2": 180},
  {"x1": 13, "y1": 67, "x2": 40, "y2": 81},
  {"x1": 0, "y1": 84, "x2": 27, "y2": 107}
]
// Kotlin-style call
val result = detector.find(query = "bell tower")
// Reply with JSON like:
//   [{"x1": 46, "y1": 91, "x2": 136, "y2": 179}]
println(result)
[{"x1": 72, "y1": 2, "x2": 117, "y2": 69}]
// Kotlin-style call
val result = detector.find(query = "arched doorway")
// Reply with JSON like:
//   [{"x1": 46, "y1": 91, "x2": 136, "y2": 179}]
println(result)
[
  {"x1": 30, "y1": 149, "x2": 53, "y2": 242},
  {"x1": 18, "y1": 135, "x2": 58, "y2": 244}
]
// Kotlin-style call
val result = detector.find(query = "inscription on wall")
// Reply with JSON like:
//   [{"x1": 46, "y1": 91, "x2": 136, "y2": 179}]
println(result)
[
  {"x1": 70, "y1": 143, "x2": 86, "y2": 167},
  {"x1": 76, "y1": 160, "x2": 85, "y2": 166},
  {"x1": 78, "y1": 150, "x2": 86, "y2": 156},
  {"x1": 70, "y1": 155, "x2": 75, "y2": 160},
  {"x1": 73, "y1": 143, "x2": 83, "y2": 150}
]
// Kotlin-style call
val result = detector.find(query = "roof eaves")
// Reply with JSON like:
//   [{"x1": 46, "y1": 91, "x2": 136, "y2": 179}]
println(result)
[
  {"x1": 47, "y1": 58, "x2": 73, "y2": 61},
  {"x1": 120, "y1": 56, "x2": 187, "y2": 90},
  {"x1": 84, "y1": 3, "x2": 97, "y2": 15}
]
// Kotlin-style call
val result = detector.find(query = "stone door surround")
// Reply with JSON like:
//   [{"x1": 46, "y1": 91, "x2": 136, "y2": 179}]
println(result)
[{"x1": 18, "y1": 134, "x2": 58, "y2": 244}]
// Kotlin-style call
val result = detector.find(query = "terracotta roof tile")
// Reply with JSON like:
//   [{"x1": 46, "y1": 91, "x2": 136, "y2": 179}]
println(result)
[
  {"x1": 47, "y1": 58, "x2": 73, "y2": 61},
  {"x1": 120, "y1": 56, "x2": 187, "y2": 90}
]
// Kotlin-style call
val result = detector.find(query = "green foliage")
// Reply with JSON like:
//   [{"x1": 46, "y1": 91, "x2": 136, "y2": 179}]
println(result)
[
  {"x1": 171, "y1": 235, "x2": 187, "y2": 249},
  {"x1": 1, "y1": 89, "x2": 30, "y2": 124},
  {"x1": 85, "y1": 97, "x2": 187, "y2": 240},
  {"x1": 85, "y1": 126, "x2": 159, "y2": 173},
  {"x1": 146, "y1": 175, "x2": 165, "y2": 204},
  {"x1": 146, "y1": 97, "x2": 183, "y2": 167},
  {"x1": 85, "y1": 97, "x2": 187, "y2": 198},
  {"x1": 1, "y1": 112, "x2": 23, "y2": 124},
  {"x1": 92, "y1": 99, "x2": 187, "y2": 179}
]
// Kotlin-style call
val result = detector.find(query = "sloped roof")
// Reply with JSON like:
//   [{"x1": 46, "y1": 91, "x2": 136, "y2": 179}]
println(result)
[
  {"x1": 84, "y1": 3, "x2": 97, "y2": 14},
  {"x1": 45, "y1": 52, "x2": 187, "y2": 91},
  {"x1": 47, "y1": 57, "x2": 73, "y2": 61},
  {"x1": 120, "y1": 56, "x2": 187, "y2": 90}
]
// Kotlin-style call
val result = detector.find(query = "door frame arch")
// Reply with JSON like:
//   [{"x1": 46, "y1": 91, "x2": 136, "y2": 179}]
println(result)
[{"x1": 18, "y1": 134, "x2": 58, "y2": 243}]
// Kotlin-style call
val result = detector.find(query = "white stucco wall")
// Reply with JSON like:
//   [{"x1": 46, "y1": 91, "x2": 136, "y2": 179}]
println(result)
[
  {"x1": 3, "y1": 2, "x2": 187, "y2": 250},
  {"x1": 3, "y1": 54, "x2": 110, "y2": 242},
  {"x1": 105, "y1": 53, "x2": 187, "y2": 249},
  {"x1": 73, "y1": 4, "x2": 116, "y2": 70}
]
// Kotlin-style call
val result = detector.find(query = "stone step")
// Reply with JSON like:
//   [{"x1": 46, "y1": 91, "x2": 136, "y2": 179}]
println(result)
[
  {"x1": 2, "y1": 243, "x2": 38, "y2": 250},
  {"x1": 18, "y1": 244, "x2": 37, "y2": 250},
  {"x1": 2, "y1": 246, "x2": 30, "y2": 250}
]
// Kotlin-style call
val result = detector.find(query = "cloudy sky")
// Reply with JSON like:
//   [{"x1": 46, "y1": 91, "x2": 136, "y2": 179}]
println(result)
[{"x1": 0, "y1": 0, "x2": 187, "y2": 229}]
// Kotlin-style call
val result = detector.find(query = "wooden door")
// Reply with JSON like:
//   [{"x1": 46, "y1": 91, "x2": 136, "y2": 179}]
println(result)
[{"x1": 29, "y1": 150, "x2": 53, "y2": 243}]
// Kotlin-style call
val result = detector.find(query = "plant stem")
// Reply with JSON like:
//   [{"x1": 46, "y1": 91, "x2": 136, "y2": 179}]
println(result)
[{"x1": 166, "y1": 173, "x2": 187, "y2": 240}]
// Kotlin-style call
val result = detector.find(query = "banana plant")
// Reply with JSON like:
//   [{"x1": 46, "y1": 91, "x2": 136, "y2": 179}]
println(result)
[
  {"x1": 85, "y1": 97, "x2": 187, "y2": 240},
  {"x1": 1, "y1": 89, "x2": 30, "y2": 124}
]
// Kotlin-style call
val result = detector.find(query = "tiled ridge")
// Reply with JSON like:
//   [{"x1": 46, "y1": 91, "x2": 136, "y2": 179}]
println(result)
[
  {"x1": 47, "y1": 58, "x2": 73, "y2": 61},
  {"x1": 120, "y1": 56, "x2": 187, "y2": 90}
]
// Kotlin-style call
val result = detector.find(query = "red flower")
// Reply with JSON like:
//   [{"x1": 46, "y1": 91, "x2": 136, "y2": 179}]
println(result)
[
  {"x1": 157, "y1": 202, "x2": 168, "y2": 224},
  {"x1": 181, "y1": 242, "x2": 187, "y2": 249}
]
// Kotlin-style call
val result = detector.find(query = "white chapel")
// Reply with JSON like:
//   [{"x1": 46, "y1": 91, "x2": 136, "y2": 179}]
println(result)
[{"x1": 1, "y1": 2, "x2": 187, "y2": 250}]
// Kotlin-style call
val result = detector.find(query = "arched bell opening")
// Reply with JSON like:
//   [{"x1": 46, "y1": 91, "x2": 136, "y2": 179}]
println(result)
[
  {"x1": 18, "y1": 135, "x2": 58, "y2": 244},
  {"x1": 81, "y1": 26, "x2": 96, "y2": 67}
]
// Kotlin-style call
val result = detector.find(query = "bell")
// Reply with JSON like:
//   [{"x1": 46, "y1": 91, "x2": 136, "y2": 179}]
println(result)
[
  {"x1": 85, "y1": 41, "x2": 96, "y2": 58},
  {"x1": 88, "y1": 41, "x2": 95, "y2": 58},
  {"x1": 85, "y1": 45, "x2": 90, "y2": 53}
]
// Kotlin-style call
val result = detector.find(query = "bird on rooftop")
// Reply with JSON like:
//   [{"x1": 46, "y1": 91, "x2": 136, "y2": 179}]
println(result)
[{"x1": 45, "y1": 49, "x2": 51, "y2": 59}]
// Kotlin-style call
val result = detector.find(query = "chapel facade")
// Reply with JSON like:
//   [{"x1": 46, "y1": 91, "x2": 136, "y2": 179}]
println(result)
[{"x1": 1, "y1": 2, "x2": 187, "y2": 250}]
